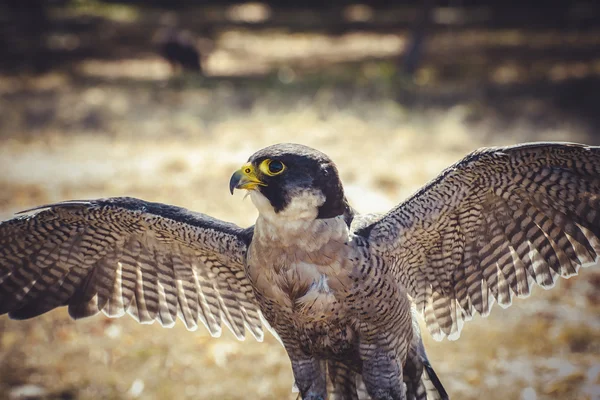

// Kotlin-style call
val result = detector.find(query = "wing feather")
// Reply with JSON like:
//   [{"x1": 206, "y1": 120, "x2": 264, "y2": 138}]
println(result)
[
  {"x1": 360, "y1": 142, "x2": 600, "y2": 340},
  {"x1": 0, "y1": 197, "x2": 263, "y2": 341}
]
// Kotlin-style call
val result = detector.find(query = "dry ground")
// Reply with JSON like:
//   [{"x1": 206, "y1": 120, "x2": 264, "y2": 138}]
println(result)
[{"x1": 1, "y1": 6, "x2": 600, "y2": 399}]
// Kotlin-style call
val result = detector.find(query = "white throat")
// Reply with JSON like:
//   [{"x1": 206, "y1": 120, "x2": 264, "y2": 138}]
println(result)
[
  {"x1": 249, "y1": 189, "x2": 349, "y2": 250},
  {"x1": 249, "y1": 188, "x2": 326, "y2": 223}
]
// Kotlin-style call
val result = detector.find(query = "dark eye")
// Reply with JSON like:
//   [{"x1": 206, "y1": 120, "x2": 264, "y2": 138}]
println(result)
[
  {"x1": 268, "y1": 160, "x2": 284, "y2": 174},
  {"x1": 259, "y1": 159, "x2": 286, "y2": 176}
]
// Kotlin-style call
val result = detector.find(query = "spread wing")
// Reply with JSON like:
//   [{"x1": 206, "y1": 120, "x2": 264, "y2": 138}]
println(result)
[
  {"x1": 0, "y1": 197, "x2": 262, "y2": 341},
  {"x1": 359, "y1": 142, "x2": 600, "y2": 341}
]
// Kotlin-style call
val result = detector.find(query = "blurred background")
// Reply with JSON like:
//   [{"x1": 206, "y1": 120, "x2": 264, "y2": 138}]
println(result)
[{"x1": 0, "y1": 0, "x2": 599, "y2": 399}]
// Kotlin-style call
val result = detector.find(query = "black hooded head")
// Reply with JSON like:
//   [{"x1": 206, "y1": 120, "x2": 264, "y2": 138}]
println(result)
[{"x1": 230, "y1": 143, "x2": 354, "y2": 223}]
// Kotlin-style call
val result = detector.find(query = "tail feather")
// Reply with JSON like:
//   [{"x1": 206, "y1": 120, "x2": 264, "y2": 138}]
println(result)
[
  {"x1": 421, "y1": 359, "x2": 449, "y2": 400},
  {"x1": 327, "y1": 360, "x2": 360, "y2": 400},
  {"x1": 413, "y1": 307, "x2": 450, "y2": 400}
]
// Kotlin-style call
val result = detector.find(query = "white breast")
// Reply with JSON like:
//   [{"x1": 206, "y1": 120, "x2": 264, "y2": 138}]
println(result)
[
  {"x1": 296, "y1": 273, "x2": 336, "y2": 311},
  {"x1": 247, "y1": 198, "x2": 352, "y2": 315}
]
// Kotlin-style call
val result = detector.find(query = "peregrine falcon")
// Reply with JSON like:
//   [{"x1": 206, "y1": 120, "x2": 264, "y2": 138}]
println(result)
[{"x1": 1, "y1": 142, "x2": 599, "y2": 400}]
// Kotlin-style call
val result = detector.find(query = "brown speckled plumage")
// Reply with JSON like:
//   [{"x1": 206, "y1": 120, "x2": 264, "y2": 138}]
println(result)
[{"x1": 1, "y1": 142, "x2": 599, "y2": 400}]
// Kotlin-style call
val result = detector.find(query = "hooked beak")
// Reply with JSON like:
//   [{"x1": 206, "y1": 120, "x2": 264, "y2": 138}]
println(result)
[{"x1": 229, "y1": 163, "x2": 265, "y2": 194}]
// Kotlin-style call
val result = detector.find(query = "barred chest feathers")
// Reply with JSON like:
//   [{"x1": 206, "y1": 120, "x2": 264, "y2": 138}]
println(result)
[{"x1": 246, "y1": 190, "x2": 355, "y2": 318}]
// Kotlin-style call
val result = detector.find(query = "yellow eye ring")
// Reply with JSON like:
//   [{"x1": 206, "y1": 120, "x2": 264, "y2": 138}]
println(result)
[{"x1": 259, "y1": 159, "x2": 286, "y2": 176}]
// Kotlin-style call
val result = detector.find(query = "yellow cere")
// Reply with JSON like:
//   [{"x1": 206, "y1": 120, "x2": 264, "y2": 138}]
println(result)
[{"x1": 240, "y1": 162, "x2": 257, "y2": 178}]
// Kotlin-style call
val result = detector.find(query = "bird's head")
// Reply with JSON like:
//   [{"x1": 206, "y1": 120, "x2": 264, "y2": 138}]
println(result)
[{"x1": 229, "y1": 143, "x2": 351, "y2": 222}]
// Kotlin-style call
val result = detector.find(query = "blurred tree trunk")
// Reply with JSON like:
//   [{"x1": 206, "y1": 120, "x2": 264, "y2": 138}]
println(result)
[
  {"x1": 1, "y1": 0, "x2": 51, "y2": 72},
  {"x1": 402, "y1": 0, "x2": 434, "y2": 78},
  {"x1": 395, "y1": 0, "x2": 434, "y2": 106}
]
